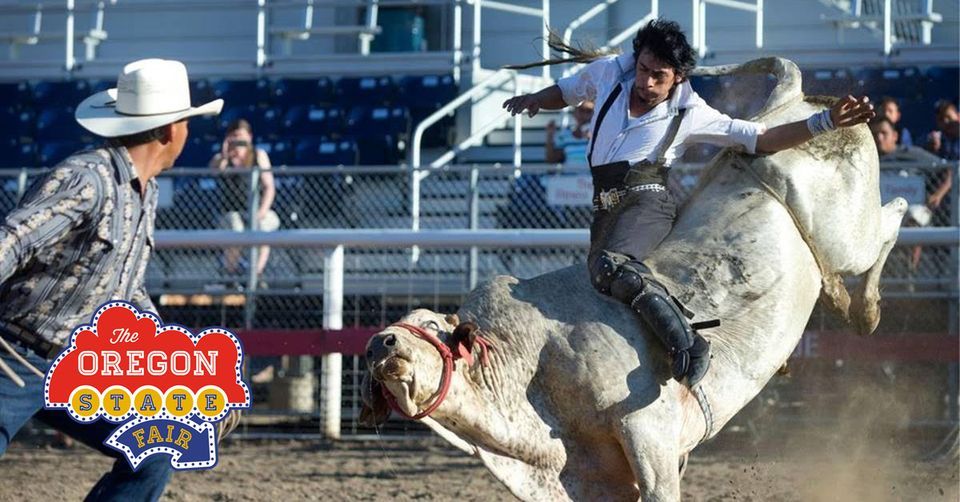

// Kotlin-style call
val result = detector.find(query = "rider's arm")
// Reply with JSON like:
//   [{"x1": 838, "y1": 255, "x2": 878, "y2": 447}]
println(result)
[
  {"x1": 756, "y1": 95, "x2": 875, "y2": 154},
  {"x1": 503, "y1": 55, "x2": 617, "y2": 117},
  {"x1": 503, "y1": 85, "x2": 567, "y2": 117}
]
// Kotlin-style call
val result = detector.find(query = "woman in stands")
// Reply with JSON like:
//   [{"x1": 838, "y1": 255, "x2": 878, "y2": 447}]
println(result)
[{"x1": 209, "y1": 119, "x2": 278, "y2": 281}]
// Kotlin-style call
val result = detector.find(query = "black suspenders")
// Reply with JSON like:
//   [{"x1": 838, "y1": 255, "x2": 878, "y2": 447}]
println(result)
[{"x1": 587, "y1": 83, "x2": 622, "y2": 168}]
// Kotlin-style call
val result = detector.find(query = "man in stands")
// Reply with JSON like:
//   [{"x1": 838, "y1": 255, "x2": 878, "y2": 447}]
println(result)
[
  {"x1": 503, "y1": 19, "x2": 875, "y2": 387},
  {"x1": 877, "y1": 96, "x2": 913, "y2": 147},
  {"x1": 924, "y1": 100, "x2": 957, "y2": 221},
  {"x1": 0, "y1": 59, "x2": 222, "y2": 501}
]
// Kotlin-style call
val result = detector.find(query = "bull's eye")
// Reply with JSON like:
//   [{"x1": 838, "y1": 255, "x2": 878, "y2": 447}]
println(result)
[{"x1": 421, "y1": 320, "x2": 441, "y2": 332}]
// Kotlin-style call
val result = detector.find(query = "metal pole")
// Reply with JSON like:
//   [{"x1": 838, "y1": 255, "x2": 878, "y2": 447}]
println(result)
[
  {"x1": 453, "y1": 0, "x2": 462, "y2": 83},
  {"x1": 755, "y1": 0, "x2": 763, "y2": 49},
  {"x1": 883, "y1": 0, "x2": 892, "y2": 56},
  {"x1": 512, "y1": 72, "x2": 522, "y2": 174},
  {"x1": 698, "y1": 0, "x2": 707, "y2": 58},
  {"x1": 691, "y1": 0, "x2": 699, "y2": 55},
  {"x1": 541, "y1": 0, "x2": 550, "y2": 82},
  {"x1": 472, "y1": 0, "x2": 481, "y2": 76},
  {"x1": 65, "y1": 0, "x2": 75, "y2": 72},
  {"x1": 257, "y1": 0, "x2": 267, "y2": 68},
  {"x1": 360, "y1": 0, "x2": 379, "y2": 56},
  {"x1": 244, "y1": 168, "x2": 261, "y2": 329},
  {"x1": 468, "y1": 167, "x2": 479, "y2": 289},
  {"x1": 322, "y1": 245, "x2": 344, "y2": 439}
]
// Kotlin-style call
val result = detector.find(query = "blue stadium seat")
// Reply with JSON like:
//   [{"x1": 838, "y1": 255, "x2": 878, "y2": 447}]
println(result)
[
  {"x1": 257, "y1": 139, "x2": 293, "y2": 166},
  {"x1": 353, "y1": 134, "x2": 400, "y2": 165},
  {"x1": 283, "y1": 105, "x2": 344, "y2": 138},
  {"x1": 335, "y1": 76, "x2": 396, "y2": 106},
  {"x1": 293, "y1": 138, "x2": 358, "y2": 166},
  {"x1": 272, "y1": 77, "x2": 335, "y2": 107},
  {"x1": 925, "y1": 66, "x2": 959, "y2": 102},
  {"x1": 38, "y1": 141, "x2": 85, "y2": 166},
  {"x1": 248, "y1": 106, "x2": 284, "y2": 140},
  {"x1": 0, "y1": 82, "x2": 32, "y2": 110},
  {"x1": 189, "y1": 79, "x2": 215, "y2": 104},
  {"x1": 398, "y1": 74, "x2": 456, "y2": 109},
  {"x1": 855, "y1": 67, "x2": 923, "y2": 100},
  {"x1": 36, "y1": 107, "x2": 92, "y2": 142},
  {"x1": 87, "y1": 79, "x2": 113, "y2": 95},
  {"x1": 0, "y1": 140, "x2": 37, "y2": 168},
  {"x1": 346, "y1": 106, "x2": 410, "y2": 137},
  {"x1": 0, "y1": 107, "x2": 36, "y2": 143},
  {"x1": 177, "y1": 138, "x2": 217, "y2": 168},
  {"x1": 218, "y1": 105, "x2": 258, "y2": 130},
  {"x1": 32, "y1": 80, "x2": 90, "y2": 110},
  {"x1": 801, "y1": 68, "x2": 856, "y2": 96},
  {"x1": 211, "y1": 79, "x2": 272, "y2": 108},
  {"x1": 189, "y1": 113, "x2": 220, "y2": 142}
]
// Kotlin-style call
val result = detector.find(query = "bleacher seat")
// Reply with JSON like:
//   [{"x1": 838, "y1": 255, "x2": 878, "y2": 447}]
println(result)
[
  {"x1": 32, "y1": 80, "x2": 90, "y2": 110},
  {"x1": 925, "y1": 66, "x2": 959, "y2": 102},
  {"x1": 283, "y1": 105, "x2": 344, "y2": 138},
  {"x1": 856, "y1": 67, "x2": 923, "y2": 100},
  {"x1": 801, "y1": 68, "x2": 856, "y2": 96},
  {"x1": 354, "y1": 135, "x2": 400, "y2": 165},
  {"x1": 272, "y1": 77, "x2": 335, "y2": 107},
  {"x1": 346, "y1": 106, "x2": 410, "y2": 137},
  {"x1": 257, "y1": 139, "x2": 293, "y2": 166},
  {"x1": 87, "y1": 79, "x2": 113, "y2": 95},
  {"x1": 0, "y1": 107, "x2": 36, "y2": 144},
  {"x1": 35, "y1": 107, "x2": 92, "y2": 142},
  {"x1": 249, "y1": 106, "x2": 284, "y2": 140},
  {"x1": 335, "y1": 76, "x2": 396, "y2": 106},
  {"x1": 178, "y1": 138, "x2": 217, "y2": 168},
  {"x1": 0, "y1": 82, "x2": 32, "y2": 110},
  {"x1": 397, "y1": 75, "x2": 456, "y2": 148},
  {"x1": 189, "y1": 79, "x2": 215, "y2": 104},
  {"x1": 211, "y1": 79, "x2": 272, "y2": 108},
  {"x1": 38, "y1": 141, "x2": 85, "y2": 166},
  {"x1": 218, "y1": 105, "x2": 258, "y2": 130},
  {"x1": 189, "y1": 114, "x2": 220, "y2": 142},
  {"x1": 0, "y1": 140, "x2": 37, "y2": 168},
  {"x1": 293, "y1": 138, "x2": 358, "y2": 166}
]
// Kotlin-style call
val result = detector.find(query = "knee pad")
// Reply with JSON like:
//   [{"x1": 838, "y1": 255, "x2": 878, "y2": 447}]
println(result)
[{"x1": 589, "y1": 252, "x2": 626, "y2": 295}]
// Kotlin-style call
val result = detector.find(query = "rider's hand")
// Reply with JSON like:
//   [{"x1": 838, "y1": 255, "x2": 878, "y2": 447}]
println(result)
[
  {"x1": 830, "y1": 95, "x2": 875, "y2": 129},
  {"x1": 503, "y1": 94, "x2": 542, "y2": 118}
]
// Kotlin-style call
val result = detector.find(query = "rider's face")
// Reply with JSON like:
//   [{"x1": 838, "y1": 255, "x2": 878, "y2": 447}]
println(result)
[{"x1": 633, "y1": 49, "x2": 683, "y2": 108}]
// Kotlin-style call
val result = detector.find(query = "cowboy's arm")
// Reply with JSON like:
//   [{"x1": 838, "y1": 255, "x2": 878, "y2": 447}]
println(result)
[
  {"x1": 756, "y1": 95, "x2": 875, "y2": 154},
  {"x1": 503, "y1": 85, "x2": 566, "y2": 117},
  {"x1": 0, "y1": 167, "x2": 101, "y2": 285}
]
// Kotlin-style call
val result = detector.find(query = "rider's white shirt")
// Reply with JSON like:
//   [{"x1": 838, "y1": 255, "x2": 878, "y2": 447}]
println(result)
[{"x1": 557, "y1": 53, "x2": 767, "y2": 167}]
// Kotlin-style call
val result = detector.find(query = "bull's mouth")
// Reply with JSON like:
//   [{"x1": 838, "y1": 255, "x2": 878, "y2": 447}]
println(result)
[{"x1": 371, "y1": 356, "x2": 419, "y2": 417}]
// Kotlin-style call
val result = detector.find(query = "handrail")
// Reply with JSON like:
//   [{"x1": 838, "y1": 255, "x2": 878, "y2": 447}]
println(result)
[
  {"x1": 152, "y1": 227, "x2": 959, "y2": 249},
  {"x1": 692, "y1": 0, "x2": 764, "y2": 58},
  {"x1": 560, "y1": 0, "x2": 658, "y2": 79}
]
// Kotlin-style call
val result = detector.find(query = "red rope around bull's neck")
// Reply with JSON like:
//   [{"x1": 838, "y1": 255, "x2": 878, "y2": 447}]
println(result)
[{"x1": 380, "y1": 322, "x2": 491, "y2": 420}]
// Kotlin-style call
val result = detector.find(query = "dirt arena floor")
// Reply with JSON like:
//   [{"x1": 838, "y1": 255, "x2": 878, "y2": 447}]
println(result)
[{"x1": 2, "y1": 431, "x2": 957, "y2": 501}]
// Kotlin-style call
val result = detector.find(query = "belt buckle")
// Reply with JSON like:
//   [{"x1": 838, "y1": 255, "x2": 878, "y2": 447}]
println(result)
[{"x1": 599, "y1": 189, "x2": 621, "y2": 210}]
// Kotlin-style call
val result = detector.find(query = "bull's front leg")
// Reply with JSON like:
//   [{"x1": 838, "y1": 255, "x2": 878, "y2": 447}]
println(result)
[
  {"x1": 616, "y1": 412, "x2": 683, "y2": 502},
  {"x1": 849, "y1": 197, "x2": 908, "y2": 335}
]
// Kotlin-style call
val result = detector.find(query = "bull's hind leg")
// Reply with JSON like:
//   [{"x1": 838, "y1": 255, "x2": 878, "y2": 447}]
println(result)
[{"x1": 850, "y1": 198, "x2": 908, "y2": 335}]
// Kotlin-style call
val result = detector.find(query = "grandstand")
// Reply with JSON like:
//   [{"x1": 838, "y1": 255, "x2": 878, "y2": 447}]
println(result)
[{"x1": 0, "y1": 0, "x2": 956, "y2": 437}]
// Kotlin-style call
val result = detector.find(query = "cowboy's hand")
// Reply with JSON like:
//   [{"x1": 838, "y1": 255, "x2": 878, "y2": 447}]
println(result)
[
  {"x1": 830, "y1": 95, "x2": 875, "y2": 128},
  {"x1": 503, "y1": 94, "x2": 541, "y2": 118}
]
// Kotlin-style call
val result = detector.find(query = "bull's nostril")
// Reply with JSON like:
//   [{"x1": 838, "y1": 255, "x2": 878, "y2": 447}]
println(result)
[
  {"x1": 384, "y1": 334, "x2": 397, "y2": 347},
  {"x1": 366, "y1": 349, "x2": 373, "y2": 358}
]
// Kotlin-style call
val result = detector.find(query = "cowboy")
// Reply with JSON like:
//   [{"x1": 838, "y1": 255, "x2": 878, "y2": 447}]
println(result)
[
  {"x1": 0, "y1": 59, "x2": 221, "y2": 501},
  {"x1": 503, "y1": 19, "x2": 874, "y2": 387}
]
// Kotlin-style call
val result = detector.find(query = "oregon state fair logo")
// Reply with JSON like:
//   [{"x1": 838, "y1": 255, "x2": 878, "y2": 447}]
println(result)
[{"x1": 43, "y1": 302, "x2": 251, "y2": 470}]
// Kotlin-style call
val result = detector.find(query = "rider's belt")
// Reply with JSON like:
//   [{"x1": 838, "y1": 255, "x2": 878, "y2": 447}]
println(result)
[
  {"x1": 591, "y1": 160, "x2": 669, "y2": 212},
  {"x1": 593, "y1": 184, "x2": 667, "y2": 211},
  {"x1": 0, "y1": 321, "x2": 64, "y2": 360}
]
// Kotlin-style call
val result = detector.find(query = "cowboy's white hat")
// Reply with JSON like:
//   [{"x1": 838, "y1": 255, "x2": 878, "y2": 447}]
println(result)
[{"x1": 75, "y1": 58, "x2": 223, "y2": 138}]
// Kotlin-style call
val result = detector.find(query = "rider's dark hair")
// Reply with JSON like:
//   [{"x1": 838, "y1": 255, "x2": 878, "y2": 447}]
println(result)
[{"x1": 632, "y1": 19, "x2": 697, "y2": 78}]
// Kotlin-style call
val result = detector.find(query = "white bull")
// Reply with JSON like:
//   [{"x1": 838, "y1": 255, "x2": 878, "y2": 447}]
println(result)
[{"x1": 362, "y1": 58, "x2": 907, "y2": 501}]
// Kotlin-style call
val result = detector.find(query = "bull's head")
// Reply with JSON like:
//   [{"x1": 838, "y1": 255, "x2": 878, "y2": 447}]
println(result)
[{"x1": 360, "y1": 309, "x2": 480, "y2": 426}]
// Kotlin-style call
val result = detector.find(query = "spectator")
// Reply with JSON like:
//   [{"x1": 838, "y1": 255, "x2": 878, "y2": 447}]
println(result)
[
  {"x1": 924, "y1": 100, "x2": 957, "y2": 216},
  {"x1": 878, "y1": 96, "x2": 913, "y2": 147},
  {"x1": 208, "y1": 119, "x2": 278, "y2": 279},
  {"x1": 545, "y1": 101, "x2": 594, "y2": 166}
]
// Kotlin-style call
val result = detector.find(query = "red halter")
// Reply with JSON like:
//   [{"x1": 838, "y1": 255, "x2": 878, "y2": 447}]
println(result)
[{"x1": 380, "y1": 322, "x2": 492, "y2": 420}]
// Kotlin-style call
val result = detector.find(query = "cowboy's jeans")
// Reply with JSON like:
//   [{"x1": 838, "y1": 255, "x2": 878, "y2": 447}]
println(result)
[{"x1": 0, "y1": 343, "x2": 172, "y2": 502}]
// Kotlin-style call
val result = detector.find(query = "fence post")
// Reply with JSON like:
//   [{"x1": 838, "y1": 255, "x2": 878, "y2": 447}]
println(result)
[
  {"x1": 468, "y1": 167, "x2": 479, "y2": 289},
  {"x1": 322, "y1": 245, "x2": 344, "y2": 439}
]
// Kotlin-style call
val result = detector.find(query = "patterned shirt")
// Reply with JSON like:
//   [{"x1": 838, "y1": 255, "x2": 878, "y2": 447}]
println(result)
[
  {"x1": 0, "y1": 145, "x2": 158, "y2": 346},
  {"x1": 556, "y1": 53, "x2": 767, "y2": 166}
]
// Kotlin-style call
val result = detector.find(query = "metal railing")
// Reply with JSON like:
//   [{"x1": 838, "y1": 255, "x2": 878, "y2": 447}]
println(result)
[
  {"x1": 823, "y1": 0, "x2": 943, "y2": 56},
  {"x1": 692, "y1": 0, "x2": 764, "y2": 59}
]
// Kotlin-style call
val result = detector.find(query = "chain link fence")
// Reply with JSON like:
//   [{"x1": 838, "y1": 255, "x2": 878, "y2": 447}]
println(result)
[{"x1": 1, "y1": 159, "x2": 957, "y2": 437}]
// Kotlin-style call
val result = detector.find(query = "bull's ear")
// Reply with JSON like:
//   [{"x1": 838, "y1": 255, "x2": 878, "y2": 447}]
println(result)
[
  {"x1": 444, "y1": 313, "x2": 460, "y2": 328},
  {"x1": 450, "y1": 321, "x2": 479, "y2": 364}
]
